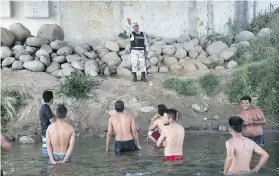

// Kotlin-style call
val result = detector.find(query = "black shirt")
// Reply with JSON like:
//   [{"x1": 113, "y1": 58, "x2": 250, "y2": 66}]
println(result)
[{"x1": 39, "y1": 104, "x2": 54, "y2": 137}]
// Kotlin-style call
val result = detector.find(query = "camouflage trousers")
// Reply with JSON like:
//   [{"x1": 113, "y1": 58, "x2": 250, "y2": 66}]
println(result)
[{"x1": 130, "y1": 50, "x2": 146, "y2": 73}]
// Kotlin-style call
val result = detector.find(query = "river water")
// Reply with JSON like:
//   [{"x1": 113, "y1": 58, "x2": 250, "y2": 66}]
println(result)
[{"x1": 1, "y1": 133, "x2": 279, "y2": 176}]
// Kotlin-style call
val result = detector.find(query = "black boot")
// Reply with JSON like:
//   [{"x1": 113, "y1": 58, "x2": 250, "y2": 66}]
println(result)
[
  {"x1": 132, "y1": 72, "x2": 137, "y2": 82},
  {"x1": 141, "y1": 72, "x2": 147, "y2": 82}
]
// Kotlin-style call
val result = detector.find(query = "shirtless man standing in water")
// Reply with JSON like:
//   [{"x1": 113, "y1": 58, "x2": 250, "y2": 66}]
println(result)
[
  {"x1": 46, "y1": 104, "x2": 75, "y2": 164},
  {"x1": 157, "y1": 109, "x2": 185, "y2": 161},
  {"x1": 147, "y1": 104, "x2": 168, "y2": 144},
  {"x1": 237, "y1": 96, "x2": 266, "y2": 146},
  {"x1": 224, "y1": 116, "x2": 269, "y2": 176},
  {"x1": 106, "y1": 100, "x2": 142, "y2": 152}
]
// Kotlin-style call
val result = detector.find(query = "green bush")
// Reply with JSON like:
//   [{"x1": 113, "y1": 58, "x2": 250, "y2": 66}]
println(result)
[
  {"x1": 249, "y1": 13, "x2": 273, "y2": 33},
  {"x1": 57, "y1": 72, "x2": 92, "y2": 99},
  {"x1": 227, "y1": 58, "x2": 279, "y2": 116},
  {"x1": 199, "y1": 74, "x2": 220, "y2": 96},
  {"x1": 118, "y1": 30, "x2": 129, "y2": 39},
  {"x1": 207, "y1": 61, "x2": 221, "y2": 69},
  {"x1": 163, "y1": 78, "x2": 197, "y2": 96},
  {"x1": 1, "y1": 88, "x2": 29, "y2": 126}
]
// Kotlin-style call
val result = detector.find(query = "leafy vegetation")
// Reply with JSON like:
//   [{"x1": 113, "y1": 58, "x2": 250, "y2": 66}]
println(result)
[
  {"x1": 199, "y1": 74, "x2": 220, "y2": 96},
  {"x1": 206, "y1": 33, "x2": 233, "y2": 46},
  {"x1": 57, "y1": 72, "x2": 93, "y2": 99},
  {"x1": 118, "y1": 30, "x2": 129, "y2": 39},
  {"x1": 163, "y1": 78, "x2": 197, "y2": 96}
]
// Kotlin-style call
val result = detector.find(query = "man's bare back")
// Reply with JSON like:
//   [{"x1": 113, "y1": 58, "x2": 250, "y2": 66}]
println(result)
[{"x1": 106, "y1": 101, "x2": 141, "y2": 152}]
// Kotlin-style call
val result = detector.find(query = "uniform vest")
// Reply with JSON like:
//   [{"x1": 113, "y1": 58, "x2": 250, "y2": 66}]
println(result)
[{"x1": 130, "y1": 32, "x2": 145, "y2": 48}]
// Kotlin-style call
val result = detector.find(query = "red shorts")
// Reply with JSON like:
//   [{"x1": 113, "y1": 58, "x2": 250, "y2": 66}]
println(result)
[
  {"x1": 164, "y1": 155, "x2": 183, "y2": 161},
  {"x1": 151, "y1": 131, "x2": 160, "y2": 140}
]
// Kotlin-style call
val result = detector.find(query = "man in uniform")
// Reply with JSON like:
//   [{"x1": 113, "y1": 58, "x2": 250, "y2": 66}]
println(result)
[{"x1": 127, "y1": 18, "x2": 150, "y2": 82}]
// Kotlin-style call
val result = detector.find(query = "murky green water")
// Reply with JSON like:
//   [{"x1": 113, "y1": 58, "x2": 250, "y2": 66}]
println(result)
[{"x1": 1, "y1": 133, "x2": 279, "y2": 176}]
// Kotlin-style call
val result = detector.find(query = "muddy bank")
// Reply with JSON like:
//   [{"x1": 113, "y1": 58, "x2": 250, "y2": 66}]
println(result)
[{"x1": 1, "y1": 70, "x2": 278, "y2": 140}]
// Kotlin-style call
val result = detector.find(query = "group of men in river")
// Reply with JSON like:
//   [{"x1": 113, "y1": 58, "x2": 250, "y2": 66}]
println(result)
[{"x1": 0, "y1": 19, "x2": 269, "y2": 176}]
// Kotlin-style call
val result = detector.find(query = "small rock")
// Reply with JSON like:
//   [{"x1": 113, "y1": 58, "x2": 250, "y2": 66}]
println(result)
[
  {"x1": 238, "y1": 41, "x2": 250, "y2": 48},
  {"x1": 196, "y1": 54, "x2": 207, "y2": 60},
  {"x1": 80, "y1": 43, "x2": 91, "y2": 51},
  {"x1": 173, "y1": 43, "x2": 183, "y2": 49},
  {"x1": 52, "y1": 56, "x2": 66, "y2": 63},
  {"x1": 176, "y1": 34, "x2": 191, "y2": 43},
  {"x1": 213, "y1": 115, "x2": 220, "y2": 120},
  {"x1": 147, "y1": 66, "x2": 159, "y2": 74},
  {"x1": 206, "y1": 41, "x2": 228, "y2": 56},
  {"x1": 118, "y1": 50, "x2": 127, "y2": 57},
  {"x1": 25, "y1": 46, "x2": 37, "y2": 54},
  {"x1": 194, "y1": 45, "x2": 203, "y2": 53},
  {"x1": 227, "y1": 60, "x2": 238, "y2": 69},
  {"x1": 102, "y1": 52, "x2": 121, "y2": 67},
  {"x1": 195, "y1": 62, "x2": 208, "y2": 70},
  {"x1": 66, "y1": 54, "x2": 80, "y2": 63},
  {"x1": 147, "y1": 51, "x2": 156, "y2": 59},
  {"x1": 163, "y1": 56, "x2": 178, "y2": 65},
  {"x1": 257, "y1": 28, "x2": 272, "y2": 38},
  {"x1": 200, "y1": 51, "x2": 208, "y2": 57},
  {"x1": 184, "y1": 63, "x2": 197, "y2": 72},
  {"x1": 162, "y1": 37, "x2": 176, "y2": 45},
  {"x1": 71, "y1": 61, "x2": 85, "y2": 70},
  {"x1": 105, "y1": 41, "x2": 120, "y2": 52},
  {"x1": 57, "y1": 46, "x2": 73, "y2": 56},
  {"x1": 74, "y1": 46, "x2": 88, "y2": 56},
  {"x1": 178, "y1": 59, "x2": 187, "y2": 67},
  {"x1": 2, "y1": 67, "x2": 12, "y2": 72},
  {"x1": 219, "y1": 124, "x2": 228, "y2": 132},
  {"x1": 236, "y1": 31, "x2": 255, "y2": 42},
  {"x1": 84, "y1": 51, "x2": 98, "y2": 60},
  {"x1": 23, "y1": 60, "x2": 45, "y2": 72},
  {"x1": 50, "y1": 40, "x2": 67, "y2": 50},
  {"x1": 12, "y1": 61, "x2": 23, "y2": 70},
  {"x1": 189, "y1": 39, "x2": 199, "y2": 46},
  {"x1": 215, "y1": 66, "x2": 226, "y2": 70},
  {"x1": 159, "y1": 66, "x2": 169, "y2": 73},
  {"x1": 219, "y1": 47, "x2": 237, "y2": 61},
  {"x1": 191, "y1": 103, "x2": 209, "y2": 112},
  {"x1": 51, "y1": 69, "x2": 63, "y2": 77},
  {"x1": 174, "y1": 48, "x2": 187, "y2": 60},
  {"x1": 103, "y1": 67, "x2": 111, "y2": 76},
  {"x1": 35, "y1": 49, "x2": 49, "y2": 58},
  {"x1": 170, "y1": 64, "x2": 183, "y2": 71},
  {"x1": 51, "y1": 53, "x2": 57, "y2": 58},
  {"x1": 19, "y1": 55, "x2": 33, "y2": 62},
  {"x1": 19, "y1": 136, "x2": 35, "y2": 144},
  {"x1": 116, "y1": 67, "x2": 132, "y2": 76},
  {"x1": 162, "y1": 45, "x2": 176, "y2": 56},
  {"x1": 119, "y1": 55, "x2": 132, "y2": 70},
  {"x1": 149, "y1": 57, "x2": 159, "y2": 66},
  {"x1": 116, "y1": 38, "x2": 129, "y2": 48},
  {"x1": 0, "y1": 46, "x2": 12, "y2": 59},
  {"x1": 63, "y1": 67, "x2": 76, "y2": 76},
  {"x1": 61, "y1": 63, "x2": 72, "y2": 69},
  {"x1": 40, "y1": 56, "x2": 51, "y2": 66},
  {"x1": 189, "y1": 50, "x2": 199, "y2": 59},
  {"x1": 40, "y1": 44, "x2": 53, "y2": 54},
  {"x1": 46, "y1": 61, "x2": 61, "y2": 73},
  {"x1": 26, "y1": 37, "x2": 49, "y2": 47},
  {"x1": 183, "y1": 42, "x2": 195, "y2": 52},
  {"x1": 12, "y1": 45, "x2": 24, "y2": 52},
  {"x1": 139, "y1": 106, "x2": 155, "y2": 113},
  {"x1": 2, "y1": 57, "x2": 15, "y2": 67},
  {"x1": 85, "y1": 60, "x2": 99, "y2": 76}
]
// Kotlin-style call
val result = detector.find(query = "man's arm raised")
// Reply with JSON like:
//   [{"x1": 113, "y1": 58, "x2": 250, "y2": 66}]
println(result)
[
  {"x1": 61, "y1": 128, "x2": 75, "y2": 163},
  {"x1": 223, "y1": 141, "x2": 234, "y2": 175},
  {"x1": 131, "y1": 117, "x2": 142, "y2": 149},
  {"x1": 106, "y1": 118, "x2": 113, "y2": 151}
]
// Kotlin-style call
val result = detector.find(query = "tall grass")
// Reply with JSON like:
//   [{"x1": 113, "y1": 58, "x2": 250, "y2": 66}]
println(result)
[
  {"x1": 163, "y1": 78, "x2": 197, "y2": 96},
  {"x1": 199, "y1": 74, "x2": 220, "y2": 96}
]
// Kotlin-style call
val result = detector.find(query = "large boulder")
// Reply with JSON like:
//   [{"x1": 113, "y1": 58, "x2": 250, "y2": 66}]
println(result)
[
  {"x1": 173, "y1": 43, "x2": 183, "y2": 49},
  {"x1": 174, "y1": 48, "x2": 187, "y2": 60},
  {"x1": 85, "y1": 60, "x2": 99, "y2": 76},
  {"x1": 2, "y1": 57, "x2": 15, "y2": 67},
  {"x1": 37, "y1": 24, "x2": 64, "y2": 41},
  {"x1": 257, "y1": 28, "x2": 272, "y2": 38},
  {"x1": 116, "y1": 38, "x2": 129, "y2": 48},
  {"x1": 194, "y1": 45, "x2": 203, "y2": 53},
  {"x1": 169, "y1": 64, "x2": 183, "y2": 71},
  {"x1": 46, "y1": 61, "x2": 61, "y2": 73},
  {"x1": 147, "y1": 51, "x2": 156, "y2": 59},
  {"x1": 176, "y1": 34, "x2": 191, "y2": 43},
  {"x1": 147, "y1": 66, "x2": 159, "y2": 74},
  {"x1": 62, "y1": 67, "x2": 76, "y2": 76},
  {"x1": 9, "y1": 23, "x2": 31, "y2": 42},
  {"x1": 149, "y1": 57, "x2": 159, "y2": 66},
  {"x1": 105, "y1": 41, "x2": 120, "y2": 52},
  {"x1": 184, "y1": 63, "x2": 197, "y2": 72},
  {"x1": 119, "y1": 55, "x2": 132, "y2": 70},
  {"x1": 12, "y1": 61, "x2": 24, "y2": 70},
  {"x1": 40, "y1": 44, "x2": 53, "y2": 54},
  {"x1": 57, "y1": 46, "x2": 73, "y2": 56},
  {"x1": 23, "y1": 60, "x2": 45, "y2": 72},
  {"x1": 84, "y1": 51, "x2": 98, "y2": 60},
  {"x1": 40, "y1": 56, "x2": 51, "y2": 66},
  {"x1": 35, "y1": 49, "x2": 49, "y2": 58},
  {"x1": 188, "y1": 50, "x2": 199, "y2": 59},
  {"x1": 1, "y1": 46, "x2": 12, "y2": 59},
  {"x1": 163, "y1": 56, "x2": 178, "y2": 65},
  {"x1": 206, "y1": 41, "x2": 228, "y2": 56},
  {"x1": 26, "y1": 37, "x2": 49, "y2": 47},
  {"x1": 51, "y1": 70, "x2": 63, "y2": 77},
  {"x1": 159, "y1": 66, "x2": 169, "y2": 73},
  {"x1": 116, "y1": 67, "x2": 132, "y2": 76},
  {"x1": 162, "y1": 45, "x2": 176, "y2": 56},
  {"x1": 11, "y1": 45, "x2": 24, "y2": 52},
  {"x1": 19, "y1": 136, "x2": 35, "y2": 144},
  {"x1": 183, "y1": 42, "x2": 195, "y2": 52},
  {"x1": 66, "y1": 54, "x2": 80, "y2": 63},
  {"x1": 1, "y1": 27, "x2": 15, "y2": 47},
  {"x1": 227, "y1": 60, "x2": 238, "y2": 69},
  {"x1": 235, "y1": 31, "x2": 255, "y2": 42},
  {"x1": 25, "y1": 46, "x2": 37, "y2": 54},
  {"x1": 15, "y1": 50, "x2": 30, "y2": 59},
  {"x1": 162, "y1": 38, "x2": 176, "y2": 45},
  {"x1": 50, "y1": 40, "x2": 67, "y2": 50},
  {"x1": 71, "y1": 60, "x2": 85, "y2": 70},
  {"x1": 52, "y1": 56, "x2": 66, "y2": 63},
  {"x1": 19, "y1": 55, "x2": 33, "y2": 62},
  {"x1": 74, "y1": 46, "x2": 88, "y2": 56},
  {"x1": 102, "y1": 52, "x2": 121, "y2": 67},
  {"x1": 219, "y1": 47, "x2": 237, "y2": 61},
  {"x1": 61, "y1": 63, "x2": 72, "y2": 69}
]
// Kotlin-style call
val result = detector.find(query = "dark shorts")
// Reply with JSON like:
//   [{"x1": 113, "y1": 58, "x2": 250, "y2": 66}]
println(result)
[
  {"x1": 114, "y1": 140, "x2": 138, "y2": 153},
  {"x1": 247, "y1": 135, "x2": 264, "y2": 145},
  {"x1": 151, "y1": 131, "x2": 160, "y2": 140}
]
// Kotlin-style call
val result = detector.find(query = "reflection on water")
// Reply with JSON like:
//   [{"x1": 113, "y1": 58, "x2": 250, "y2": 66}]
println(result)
[{"x1": 1, "y1": 134, "x2": 279, "y2": 176}]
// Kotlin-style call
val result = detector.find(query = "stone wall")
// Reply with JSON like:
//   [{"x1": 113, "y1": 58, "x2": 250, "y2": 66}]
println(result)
[{"x1": 1, "y1": 1, "x2": 279, "y2": 45}]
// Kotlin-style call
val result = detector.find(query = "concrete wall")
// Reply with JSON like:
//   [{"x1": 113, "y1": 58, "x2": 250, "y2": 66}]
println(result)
[{"x1": 1, "y1": 1, "x2": 279, "y2": 45}]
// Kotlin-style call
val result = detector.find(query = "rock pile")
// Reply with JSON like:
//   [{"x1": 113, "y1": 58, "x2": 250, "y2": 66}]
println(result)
[{"x1": 2, "y1": 23, "x2": 269, "y2": 77}]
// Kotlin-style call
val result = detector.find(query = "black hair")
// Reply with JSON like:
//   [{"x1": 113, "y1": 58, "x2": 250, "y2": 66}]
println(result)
[
  {"x1": 240, "y1": 95, "x2": 252, "y2": 103},
  {"x1": 56, "y1": 104, "x2": 67, "y2": 119},
  {"x1": 115, "y1": 100, "x2": 124, "y2": 112},
  {"x1": 229, "y1": 116, "x2": 244, "y2": 133},
  {"x1": 165, "y1": 109, "x2": 179, "y2": 121},
  {"x1": 158, "y1": 104, "x2": 168, "y2": 116},
  {"x1": 43, "y1": 90, "x2": 53, "y2": 103}
]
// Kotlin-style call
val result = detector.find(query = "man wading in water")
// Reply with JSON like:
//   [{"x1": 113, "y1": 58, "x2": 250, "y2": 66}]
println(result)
[
  {"x1": 40, "y1": 90, "x2": 56, "y2": 157},
  {"x1": 157, "y1": 109, "x2": 185, "y2": 161},
  {"x1": 46, "y1": 104, "x2": 75, "y2": 164},
  {"x1": 237, "y1": 96, "x2": 266, "y2": 146},
  {"x1": 106, "y1": 100, "x2": 142, "y2": 152},
  {"x1": 126, "y1": 18, "x2": 149, "y2": 82},
  {"x1": 147, "y1": 104, "x2": 168, "y2": 145},
  {"x1": 224, "y1": 116, "x2": 269, "y2": 176}
]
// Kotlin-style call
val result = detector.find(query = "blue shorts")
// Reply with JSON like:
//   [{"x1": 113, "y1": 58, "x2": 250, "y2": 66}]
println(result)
[
  {"x1": 247, "y1": 135, "x2": 264, "y2": 145},
  {"x1": 48, "y1": 152, "x2": 70, "y2": 164},
  {"x1": 42, "y1": 137, "x2": 48, "y2": 157}
]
